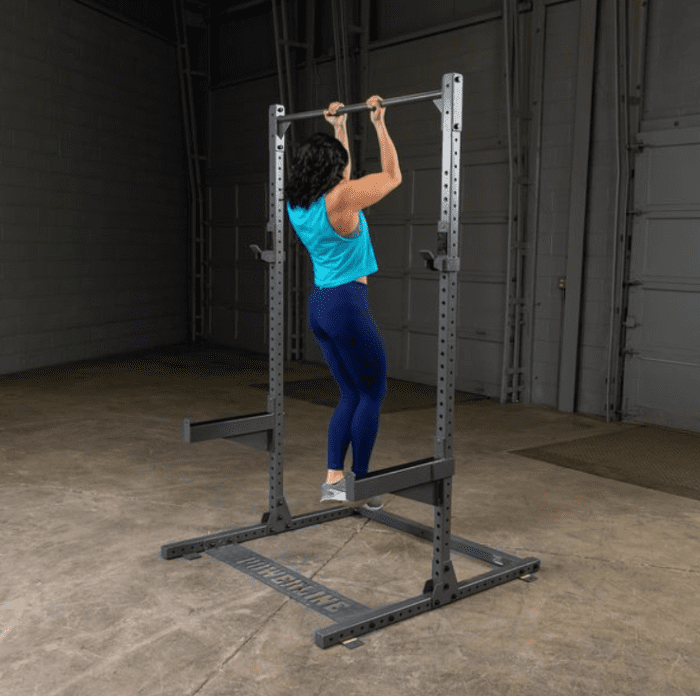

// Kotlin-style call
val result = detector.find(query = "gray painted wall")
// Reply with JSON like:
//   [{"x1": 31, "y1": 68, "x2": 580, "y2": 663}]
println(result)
[{"x1": 0, "y1": 0, "x2": 188, "y2": 376}]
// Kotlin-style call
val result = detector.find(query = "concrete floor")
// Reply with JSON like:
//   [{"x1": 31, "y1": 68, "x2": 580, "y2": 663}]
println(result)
[{"x1": 1, "y1": 347, "x2": 699, "y2": 696}]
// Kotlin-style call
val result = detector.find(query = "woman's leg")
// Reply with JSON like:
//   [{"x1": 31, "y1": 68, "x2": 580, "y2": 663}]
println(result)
[
  {"x1": 309, "y1": 283, "x2": 387, "y2": 480},
  {"x1": 336, "y1": 285, "x2": 387, "y2": 478},
  {"x1": 309, "y1": 286, "x2": 361, "y2": 476}
]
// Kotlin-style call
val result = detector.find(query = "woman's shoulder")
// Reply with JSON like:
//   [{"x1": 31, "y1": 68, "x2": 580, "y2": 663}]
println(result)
[{"x1": 324, "y1": 180, "x2": 351, "y2": 209}]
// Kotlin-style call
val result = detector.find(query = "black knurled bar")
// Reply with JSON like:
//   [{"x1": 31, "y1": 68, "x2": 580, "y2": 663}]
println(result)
[{"x1": 278, "y1": 89, "x2": 443, "y2": 122}]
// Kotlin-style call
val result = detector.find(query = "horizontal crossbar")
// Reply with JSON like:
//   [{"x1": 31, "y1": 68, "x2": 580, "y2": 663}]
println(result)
[
  {"x1": 278, "y1": 89, "x2": 443, "y2": 123},
  {"x1": 184, "y1": 412, "x2": 273, "y2": 444},
  {"x1": 346, "y1": 457, "x2": 453, "y2": 501},
  {"x1": 160, "y1": 505, "x2": 357, "y2": 560}
]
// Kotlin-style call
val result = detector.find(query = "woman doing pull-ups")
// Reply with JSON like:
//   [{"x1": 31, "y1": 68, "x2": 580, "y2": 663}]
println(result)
[{"x1": 285, "y1": 96, "x2": 402, "y2": 510}]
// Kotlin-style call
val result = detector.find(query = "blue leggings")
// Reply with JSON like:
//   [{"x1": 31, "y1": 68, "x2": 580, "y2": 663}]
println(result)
[{"x1": 309, "y1": 281, "x2": 387, "y2": 478}]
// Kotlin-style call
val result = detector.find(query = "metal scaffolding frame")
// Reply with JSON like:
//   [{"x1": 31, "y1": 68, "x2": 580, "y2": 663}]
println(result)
[
  {"x1": 174, "y1": 0, "x2": 212, "y2": 343},
  {"x1": 161, "y1": 73, "x2": 541, "y2": 650},
  {"x1": 500, "y1": 0, "x2": 529, "y2": 404}
]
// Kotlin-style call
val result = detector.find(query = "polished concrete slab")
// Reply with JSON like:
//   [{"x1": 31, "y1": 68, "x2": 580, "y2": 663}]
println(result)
[{"x1": 1, "y1": 348, "x2": 699, "y2": 695}]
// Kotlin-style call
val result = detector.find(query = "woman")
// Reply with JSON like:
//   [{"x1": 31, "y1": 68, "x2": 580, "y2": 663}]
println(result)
[{"x1": 285, "y1": 95, "x2": 402, "y2": 510}]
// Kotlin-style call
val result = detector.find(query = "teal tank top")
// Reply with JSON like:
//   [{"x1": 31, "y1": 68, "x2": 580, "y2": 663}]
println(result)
[{"x1": 286, "y1": 193, "x2": 378, "y2": 288}]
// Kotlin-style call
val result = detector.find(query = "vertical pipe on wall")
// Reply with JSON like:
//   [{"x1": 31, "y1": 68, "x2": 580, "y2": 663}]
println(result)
[
  {"x1": 207, "y1": 185, "x2": 213, "y2": 338},
  {"x1": 339, "y1": 0, "x2": 351, "y2": 105},
  {"x1": 606, "y1": 0, "x2": 649, "y2": 422},
  {"x1": 302, "y1": 0, "x2": 318, "y2": 363},
  {"x1": 355, "y1": 0, "x2": 371, "y2": 179},
  {"x1": 607, "y1": 0, "x2": 625, "y2": 422},
  {"x1": 299, "y1": 0, "x2": 317, "y2": 361},
  {"x1": 557, "y1": 0, "x2": 599, "y2": 413},
  {"x1": 271, "y1": 0, "x2": 288, "y2": 127},
  {"x1": 500, "y1": 0, "x2": 515, "y2": 403},
  {"x1": 628, "y1": 0, "x2": 649, "y2": 137},
  {"x1": 206, "y1": 3, "x2": 213, "y2": 340},
  {"x1": 304, "y1": 0, "x2": 317, "y2": 128},
  {"x1": 330, "y1": 0, "x2": 346, "y2": 104},
  {"x1": 280, "y1": 0, "x2": 296, "y2": 118},
  {"x1": 173, "y1": 0, "x2": 198, "y2": 343},
  {"x1": 181, "y1": 13, "x2": 205, "y2": 341},
  {"x1": 513, "y1": 0, "x2": 526, "y2": 404},
  {"x1": 525, "y1": 0, "x2": 546, "y2": 405}
]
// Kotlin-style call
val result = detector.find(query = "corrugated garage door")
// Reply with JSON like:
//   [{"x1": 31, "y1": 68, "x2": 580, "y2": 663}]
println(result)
[
  {"x1": 622, "y1": 128, "x2": 700, "y2": 433},
  {"x1": 621, "y1": 0, "x2": 700, "y2": 433}
]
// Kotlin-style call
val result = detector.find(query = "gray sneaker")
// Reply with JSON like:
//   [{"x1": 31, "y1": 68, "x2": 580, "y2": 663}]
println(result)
[{"x1": 320, "y1": 477, "x2": 347, "y2": 502}]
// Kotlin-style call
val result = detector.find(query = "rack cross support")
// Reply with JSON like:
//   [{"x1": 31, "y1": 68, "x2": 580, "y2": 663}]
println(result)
[{"x1": 161, "y1": 73, "x2": 541, "y2": 649}]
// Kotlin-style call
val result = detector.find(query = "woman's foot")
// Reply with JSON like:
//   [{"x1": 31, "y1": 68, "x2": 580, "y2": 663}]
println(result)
[{"x1": 320, "y1": 477, "x2": 347, "y2": 502}]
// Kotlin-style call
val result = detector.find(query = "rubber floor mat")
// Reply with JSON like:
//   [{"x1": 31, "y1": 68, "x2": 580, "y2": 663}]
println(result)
[{"x1": 512, "y1": 425, "x2": 700, "y2": 501}]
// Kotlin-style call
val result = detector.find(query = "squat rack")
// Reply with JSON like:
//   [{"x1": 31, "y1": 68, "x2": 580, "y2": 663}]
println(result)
[{"x1": 161, "y1": 73, "x2": 541, "y2": 650}]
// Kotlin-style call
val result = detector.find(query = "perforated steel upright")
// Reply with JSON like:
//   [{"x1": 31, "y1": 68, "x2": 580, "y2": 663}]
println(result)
[
  {"x1": 428, "y1": 71, "x2": 463, "y2": 604},
  {"x1": 266, "y1": 102, "x2": 291, "y2": 530}
]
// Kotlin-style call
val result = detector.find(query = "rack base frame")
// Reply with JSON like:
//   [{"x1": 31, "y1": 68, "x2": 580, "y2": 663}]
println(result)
[{"x1": 161, "y1": 503, "x2": 540, "y2": 650}]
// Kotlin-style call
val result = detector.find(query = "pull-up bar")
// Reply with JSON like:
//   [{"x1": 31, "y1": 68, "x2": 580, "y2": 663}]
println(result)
[{"x1": 277, "y1": 88, "x2": 444, "y2": 123}]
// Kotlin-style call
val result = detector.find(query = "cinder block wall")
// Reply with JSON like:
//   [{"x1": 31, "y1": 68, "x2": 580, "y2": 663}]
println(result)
[{"x1": 0, "y1": 0, "x2": 188, "y2": 376}]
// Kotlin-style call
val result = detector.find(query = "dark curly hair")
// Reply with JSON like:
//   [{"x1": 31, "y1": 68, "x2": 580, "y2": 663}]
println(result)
[{"x1": 285, "y1": 132, "x2": 349, "y2": 209}]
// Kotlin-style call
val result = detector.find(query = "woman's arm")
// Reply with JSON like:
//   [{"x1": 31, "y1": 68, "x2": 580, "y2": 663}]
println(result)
[
  {"x1": 324, "y1": 102, "x2": 352, "y2": 181},
  {"x1": 335, "y1": 122, "x2": 352, "y2": 181}
]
